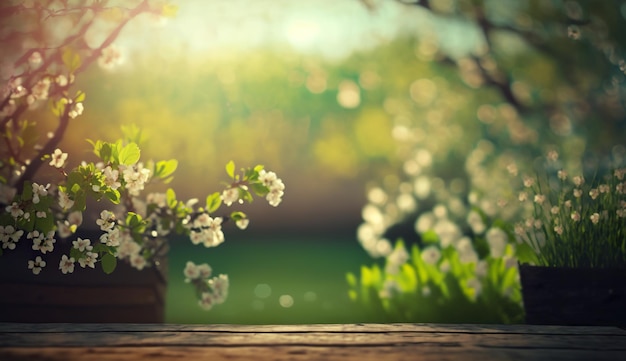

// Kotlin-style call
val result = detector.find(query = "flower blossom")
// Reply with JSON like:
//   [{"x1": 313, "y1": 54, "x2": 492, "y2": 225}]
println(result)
[
  {"x1": 72, "y1": 237, "x2": 92, "y2": 252},
  {"x1": 78, "y1": 252, "x2": 98, "y2": 268},
  {"x1": 0, "y1": 225, "x2": 23, "y2": 250},
  {"x1": 59, "y1": 255, "x2": 75, "y2": 274},
  {"x1": 486, "y1": 227, "x2": 508, "y2": 258},
  {"x1": 49, "y1": 149, "x2": 68, "y2": 168},
  {"x1": 259, "y1": 170, "x2": 285, "y2": 207},
  {"x1": 6, "y1": 202, "x2": 24, "y2": 219},
  {"x1": 31, "y1": 183, "x2": 50, "y2": 204},
  {"x1": 28, "y1": 256, "x2": 46, "y2": 275},
  {"x1": 96, "y1": 210, "x2": 116, "y2": 231},
  {"x1": 102, "y1": 166, "x2": 121, "y2": 190},
  {"x1": 221, "y1": 187, "x2": 239, "y2": 206}
]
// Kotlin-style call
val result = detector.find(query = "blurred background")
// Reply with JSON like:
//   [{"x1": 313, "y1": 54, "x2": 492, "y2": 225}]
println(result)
[{"x1": 6, "y1": 0, "x2": 626, "y2": 323}]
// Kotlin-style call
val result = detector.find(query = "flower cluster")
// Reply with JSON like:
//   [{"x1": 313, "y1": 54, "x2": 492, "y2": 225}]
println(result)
[
  {"x1": 513, "y1": 152, "x2": 626, "y2": 268},
  {"x1": 184, "y1": 261, "x2": 229, "y2": 310},
  {"x1": 0, "y1": 140, "x2": 284, "y2": 310},
  {"x1": 350, "y1": 146, "x2": 526, "y2": 323}
]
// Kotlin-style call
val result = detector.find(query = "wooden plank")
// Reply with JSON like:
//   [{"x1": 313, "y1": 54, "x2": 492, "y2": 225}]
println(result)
[
  {"x1": 1, "y1": 329, "x2": 625, "y2": 350},
  {"x1": 0, "y1": 345, "x2": 624, "y2": 361},
  {"x1": 1, "y1": 322, "x2": 625, "y2": 335}
]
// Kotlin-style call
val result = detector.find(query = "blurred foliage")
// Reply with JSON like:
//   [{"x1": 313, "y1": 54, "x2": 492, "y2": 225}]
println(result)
[{"x1": 348, "y1": 0, "x2": 626, "y2": 323}]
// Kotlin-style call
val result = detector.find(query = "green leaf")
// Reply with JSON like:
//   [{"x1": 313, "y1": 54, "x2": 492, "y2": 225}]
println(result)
[
  {"x1": 101, "y1": 253, "x2": 117, "y2": 274},
  {"x1": 166, "y1": 188, "x2": 177, "y2": 209},
  {"x1": 421, "y1": 230, "x2": 439, "y2": 244},
  {"x1": 99, "y1": 142, "x2": 113, "y2": 163},
  {"x1": 251, "y1": 183, "x2": 269, "y2": 196},
  {"x1": 155, "y1": 159, "x2": 178, "y2": 179},
  {"x1": 35, "y1": 213, "x2": 55, "y2": 234},
  {"x1": 75, "y1": 90, "x2": 86, "y2": 103},
  {"x1": 206, "y1": 192, "x2": 221, "y2": 213},
  {"x1": 119, "y1": 142, "x2": 140, "y2": 166},
  {"x1": 230, "y1": 211, "x2": 246, "y2": 221},
  {"x1": 126, "y1": 212, "x2": 143, "y2": 228},
  {"x1": 225, "y1": 160, "x2": 235, "y2": 179},
  {"x1": 22, "y1": 181, "x2": 33, "y2": 201},
  {"x1": 105, "y1": 189, "x2": 121, "y2": 204},
  {"x1": 239, "y1": 188, "x2": 254, "y2": 203}
]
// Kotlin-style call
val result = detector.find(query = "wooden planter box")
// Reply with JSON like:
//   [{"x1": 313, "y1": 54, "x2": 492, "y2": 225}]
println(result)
[
  {"x1": 0, "y1": 233, "x2": 167, "y2": 323},
  {"x1": 519, "y1": 264, "x2": 626, "y2": 326}
]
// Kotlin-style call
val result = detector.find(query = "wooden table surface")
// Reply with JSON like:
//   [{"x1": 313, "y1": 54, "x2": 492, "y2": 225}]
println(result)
[{"x1": 1, "y1": 323, "x2": 626, "y2": 360}]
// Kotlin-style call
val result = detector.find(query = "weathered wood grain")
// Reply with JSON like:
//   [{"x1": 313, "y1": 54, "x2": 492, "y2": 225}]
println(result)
[
  {"x1": 1, "y1": 323, "x2": 625, "y2": 361},
  {"x1": 1, "y1": 345, "x2": 625, "y2": 361}
]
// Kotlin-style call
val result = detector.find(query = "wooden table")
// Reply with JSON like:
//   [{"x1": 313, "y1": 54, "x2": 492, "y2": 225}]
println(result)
[{"x1": 1, "y1": 323, "x2": 626, "y2": 360}]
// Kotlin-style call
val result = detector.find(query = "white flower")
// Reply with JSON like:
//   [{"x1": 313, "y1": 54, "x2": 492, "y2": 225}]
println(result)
[
  {"x1": 72, "y1": 237, "x2": 92, "y2": 252},
  {"x1": 554, "y1": 225, "x2": 564, "y2": 235},
  {"x1": 571, "y1": 212, "x2": 581, "y2": 222},
  {"x1": 572, "y1": 175, "x2": 584, "y2": 187},
  {"x1": 486, "y1": 227, "x2": 508, "y2": 258},
  {"x1": 475, "y1": 260, "x2": 488, "y2": 277},
  {"x1": 96, "y1": 210, "x2": 116, "y2": 231},
  {"x1": 49, "y1": 149, "x2": 68, "y2": 168},
  {"x1": 59, "y1": 254, "x2": 75, "y2": 274},
  {"x1": 590, "y1": 213, "x2": 600, "y2": 225},
  {"x1": 467, "y1": 210, "x2": 485, "y2": 234},
  {"x1": 456, "y1": 237, "x2": 478, "y2": 264},
  {"x1": 221, "y1": 187, "x2": 239, "y2": 206},
  {"x1": 523, "y1": 176, "x2": 535, "y2": 187},
  {"x1": 197, "y1": 263, "x2": 212, "y2": 279},
  {"x1": 184, "y1": 261, "x2": 200, "y2": 280},
  {"x1": 518, "y1": 191, "x2": 528, "y2": 202},
  {"x1": 259, "y1": 170, "x2": 278, "y2": 188},
  {"x1": 116, "y1": 237, "x2": 141, "y2": 259},
  {"x1": 0, "y1": 225, "x2": 23, "y2": 250},
  {"x1": 533, "y1": 194, "x2": 545, "y2": 205},
  {"x1": 598, "y1": 184, "x2": 610, "y2": 193},
  {"x1": 193, "y1": 213, "x2": 212, "y2": 228},
  {"x1": 78, "y1": 252, "x2": 98, "y2": 268},
  {"x1": 68, "y1": 102, "x2": 83, "y2": 119},
  {"x1": 102, "y1": 166, "x2": 121, "y2": 190},
  {"x1": 385, "y1": 244, "x2": 409, "y2": 274},
  {"x1": 98, "y1": 45, "x2": 123, "y2": 70},
  {"x1": 573, "y1": 189, "x2": 582, "y2": 198},
  {"x1": 433, "y1": 219, "x2": 461, "y2": 248},
  {"x1": 28, "y1": 256, "x2": 46, "y2": 275},
  {"x1": 235, "y1": 218, "x2": 249, "y2": 230},
  {"x1": 100, "y1": 228, "x2": 121, "y2": 247},
  {"x1": 209, "y1": 274, "x2": 229, "y2": 304},
  {"x1": 58, "y1": 189, "x2": 74, "y2": 210},
  {"x1": 130, "y1": 253, "x2": 147, "y2": 270},
  {"x1": 421, "y1": 246, "x2": 441, "y2": 265},
  {"x1": 31, "y1": 182, "x2": 50, "y2": 204},
  {"x1": 557, "y1": 170, "x2": 568, "y2": 181},
  {"x1": 6, "y1": 202, "x2": 24, "y2": 218},
  {"x1": 550, "y1": 206, "x2": 560, "y2": 215},
  {"x1": 198, "y1": 292, "x2": 215, "y2": 310}
]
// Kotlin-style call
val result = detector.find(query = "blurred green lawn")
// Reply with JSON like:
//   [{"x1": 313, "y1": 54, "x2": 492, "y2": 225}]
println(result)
[{"x1": 165, "y1": 233, "x2": 381, "y2": 324}]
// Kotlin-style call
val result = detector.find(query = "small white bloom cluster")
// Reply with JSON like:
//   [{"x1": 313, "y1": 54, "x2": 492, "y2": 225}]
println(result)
[
  {"x1": 188, "y1": 213, "x2": 225, "y2": 248},
  {"x1": 120, "y1": 163, "x2": 151, "y2": 196},
  {"x1": 184, "y1": 261, "x2": 229, "y2": 310},
  {"x1": 258, "y1": 170, "x2": 285, "y2": 207},
  {"x1": 513, "y1": 151, "x2": 626, "y2": 266}
]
